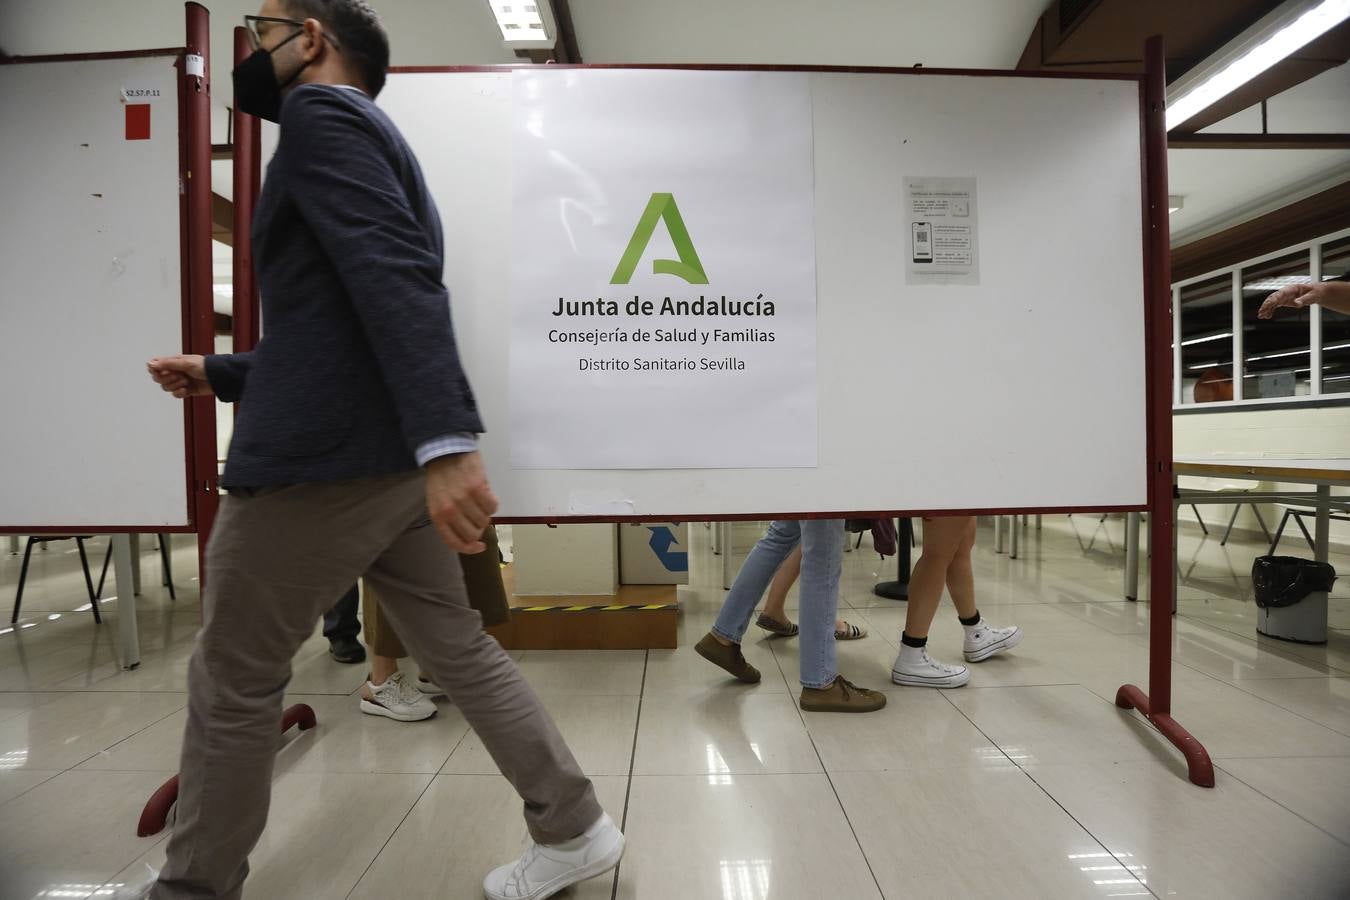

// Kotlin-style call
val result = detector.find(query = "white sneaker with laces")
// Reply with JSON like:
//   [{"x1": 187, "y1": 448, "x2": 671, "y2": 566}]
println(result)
[
  {"x1": 359, "y1": 671, "x2": 437, "y2": 722},
  {"x1": 483, "y1": 812, "x2": 625, "y2": 900},
  {"x1": 891, "y1": 645, "x2": 970, "y2": 688},
  {"x1": 963, "y1": 622, "x2": 1023, "y2": 662}
]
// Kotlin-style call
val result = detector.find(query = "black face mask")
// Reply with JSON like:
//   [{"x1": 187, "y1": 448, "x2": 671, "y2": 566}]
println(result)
[{"x1": 232, "y1": 30, "x2": 307, "y2": 123}]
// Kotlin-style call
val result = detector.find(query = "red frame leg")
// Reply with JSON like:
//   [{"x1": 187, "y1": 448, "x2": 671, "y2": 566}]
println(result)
[
  {"x1": 136, "y1": 703, "x2": 318, "y2": 836},
  {"x1": 1116, "y1": 684, "x2": 1215, "y2": 787}
]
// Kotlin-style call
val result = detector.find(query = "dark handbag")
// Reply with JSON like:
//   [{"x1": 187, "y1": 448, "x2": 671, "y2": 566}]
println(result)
[{"x1": 844, "y1": 518, "x2": 898, "y2": 558}]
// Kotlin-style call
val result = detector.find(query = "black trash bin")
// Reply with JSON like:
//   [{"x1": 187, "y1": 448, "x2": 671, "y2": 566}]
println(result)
[{"x1": 1252, "y1": 555, "x2": 1337, "y2": 644}]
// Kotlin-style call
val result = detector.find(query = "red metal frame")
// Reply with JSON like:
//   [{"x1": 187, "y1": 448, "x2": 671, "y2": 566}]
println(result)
[
  {"x1": 183, "y1": 2, "x2": 219, "y2": 578},
  {"x1": 232, "y1": 25, "x2": 262, "y2": 354},
  {"x1": 1114, "y1": 36, "x2": 1214, "y2": 788}
]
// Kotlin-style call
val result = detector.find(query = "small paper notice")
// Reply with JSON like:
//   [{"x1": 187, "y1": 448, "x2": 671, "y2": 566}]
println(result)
[
  {"x1": 120, "y1": 85, "x2": 164, "y2": 103},
  {"x1": 905, "y1": 176, "x2": 979, "y2": 286}
]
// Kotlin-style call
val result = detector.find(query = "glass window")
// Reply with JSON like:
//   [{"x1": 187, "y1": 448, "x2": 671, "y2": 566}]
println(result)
[
  {"x1": 1241, "y1": 250, "x2": 1312, "y2": 399},
  {"x1": 1321, "y1": 236, "x2": 1350, "y2": 394},
  {"x1": 1179, "y1": 275, "x2": 1234, "y2": 404}
]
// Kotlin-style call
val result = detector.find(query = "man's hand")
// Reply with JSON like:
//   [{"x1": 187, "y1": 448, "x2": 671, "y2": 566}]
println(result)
[
  {"x1": 1259, "y1": 280, "x2": 1350, "y2": 319},
  {"x1": 425, "y1": 452, "x2": 498, "y2": 553},
  {"x1": 147, "y1": 355, "x2": 213, "y2": 398}
]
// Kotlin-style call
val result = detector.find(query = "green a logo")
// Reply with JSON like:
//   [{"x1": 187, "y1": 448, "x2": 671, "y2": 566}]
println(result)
[{"x1": 610, "y1": 193, "x2": 709, "y2": 285}]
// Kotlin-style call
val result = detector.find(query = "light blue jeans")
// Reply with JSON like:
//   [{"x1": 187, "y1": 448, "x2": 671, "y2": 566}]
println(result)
[{"x1": 711, "y1": 519, "x2": 843, "y2": 689}]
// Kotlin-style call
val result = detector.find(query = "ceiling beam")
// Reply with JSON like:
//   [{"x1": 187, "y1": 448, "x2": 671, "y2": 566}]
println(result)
[
  {"x1": 509, "y1": 0, "x2": 581, "y2": 64},
  {"x1": 1172, "y1": 180, "x2": 1350, "y2": 282},
  {"x1": 1169, "y1": 132, "x2": 1350, "y2": 149}
]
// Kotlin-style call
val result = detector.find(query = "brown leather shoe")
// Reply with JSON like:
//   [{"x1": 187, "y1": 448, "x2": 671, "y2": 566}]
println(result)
[
  {"x1": 695, "y1": 633, "x2": 761, "y2": 683},
  {"x1": 800, "y1": 675, "x2": 887, "y2": 713}
]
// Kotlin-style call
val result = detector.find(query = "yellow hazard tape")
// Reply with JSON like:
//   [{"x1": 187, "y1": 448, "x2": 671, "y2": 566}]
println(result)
[{"x1": 514, "y1": 604, "x2": 678, "y2": 613}]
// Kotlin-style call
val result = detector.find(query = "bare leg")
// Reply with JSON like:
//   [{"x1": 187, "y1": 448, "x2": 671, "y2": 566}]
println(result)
[
  {"x1": 945, "y1": 517, "x2": 978, "y2": 620},
  {"x1": 903, "y1": 517, "x2": 970, "y2": 640}
]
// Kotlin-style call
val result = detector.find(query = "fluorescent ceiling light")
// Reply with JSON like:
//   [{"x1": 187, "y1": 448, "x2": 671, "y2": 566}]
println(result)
[
  {"x1": 1181, "y1": 331, "x2": 1231, "y2": 346},
  {"x1": 1166, "y1": 0, "x2": 1350, "y2": 130},
  {"x1": 486, "y1": 0, "x2": 558, "y2": 49}
]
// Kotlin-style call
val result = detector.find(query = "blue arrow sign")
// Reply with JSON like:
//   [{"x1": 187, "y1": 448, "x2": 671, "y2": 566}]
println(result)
[{"x1": 647, "y1": 526, "x2": 688, "y2": 572}]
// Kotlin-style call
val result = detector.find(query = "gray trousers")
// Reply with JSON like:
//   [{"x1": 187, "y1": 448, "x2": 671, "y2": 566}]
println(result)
[{"x1": 155, "y1": 472, "x2": 601, "y2": 899}]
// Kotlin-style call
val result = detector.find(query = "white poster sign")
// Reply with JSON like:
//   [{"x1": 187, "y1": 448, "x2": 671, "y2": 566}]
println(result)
[
  {"x1": 905, "y1": 176, "x2": 979, "y2": 285},
  {"x1": 510, "y1": 70, "x2": 818, "y2": 469}
]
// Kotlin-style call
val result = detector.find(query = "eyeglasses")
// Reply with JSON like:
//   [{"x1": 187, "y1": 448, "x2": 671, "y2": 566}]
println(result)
[
  {"x1": 243, "y1": 14, "x2": 342, "y2": 52},
  {"x1": 244, "y1": 15, "x2": 304, "y2": 50}
]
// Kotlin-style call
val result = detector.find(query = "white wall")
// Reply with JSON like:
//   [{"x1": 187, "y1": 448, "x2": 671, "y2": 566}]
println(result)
[{"x1": 1174, "y1": 405, "x2": 1350, "y2": 549}]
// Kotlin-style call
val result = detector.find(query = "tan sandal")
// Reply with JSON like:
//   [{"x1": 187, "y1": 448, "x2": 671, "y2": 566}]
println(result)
[
  {"x1": 755, "y1": 613, "x2": 799, "y2": 637},
  {"x1": 834, "y1": 622, "x2": 867, "y2": 641}
]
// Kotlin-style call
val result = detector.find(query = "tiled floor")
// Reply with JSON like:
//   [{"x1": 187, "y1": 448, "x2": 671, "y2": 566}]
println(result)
[{"x1": 0, "y1": 519, "x2": 1347, "y2": 899}]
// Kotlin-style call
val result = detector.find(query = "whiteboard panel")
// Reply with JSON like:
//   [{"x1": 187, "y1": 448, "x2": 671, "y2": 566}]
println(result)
[
  {"x1": 0, "y1": 56, "x2": 188, "y2": 527},
  {"x1": 378, "y1": 69, "x2": 1147, "y2": 518}
]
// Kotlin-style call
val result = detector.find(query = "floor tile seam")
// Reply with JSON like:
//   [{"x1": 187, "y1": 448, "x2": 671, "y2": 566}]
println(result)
[
  {"x1": 342, "y1": 770, "x2": 442, "y2": 900},
  {"x1": 0, "y1": 768, "x2": 63, "y2": 813},
  {"x1": 776, "y1": 646, "x2": 888, "y2": 900},
  {"x1": 1213, "y1": 679, "x2": 1350, "y2": 739},
  {"x1": 936, "y1": 673, "x2": 1158, "y2": 896},
  {"x1": 1210, "y1": 758, "x2": 1350, "y2": 850},
  {"x1": 60, "y1": 696, "x2": 190, "y2": 771},
  {"x1": 611, "y1": 650, "x2": 650, "y2": 900}
]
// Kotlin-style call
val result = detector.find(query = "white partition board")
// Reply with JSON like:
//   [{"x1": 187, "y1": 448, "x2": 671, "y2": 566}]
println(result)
[
  {"x1": 380, "y1": 69, "x2": 1147, "y2": 519},
  {"x1": 0, "y1": 55, "x2": 189, "y2": 528}
]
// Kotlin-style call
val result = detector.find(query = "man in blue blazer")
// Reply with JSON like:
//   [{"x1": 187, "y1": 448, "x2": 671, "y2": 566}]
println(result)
[{"x1": 139, "y1": 2, "x2": 623, "y2": 898}]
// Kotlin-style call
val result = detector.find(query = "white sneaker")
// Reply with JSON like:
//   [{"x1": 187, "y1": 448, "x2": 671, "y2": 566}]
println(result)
[
  {"x1": 891, "y1": 646, "x2": 970, "y2": 688},
  {"x1": 963, "y1": 622, "x2": 1023, "y2": 662},
  {"x1": 416, "y1": 673, "x2": 446, "y2": 697},
  {"x1": 108, "y1": 863, "x2": 159, "y2": 899},
  {"x1": 483, "y1": 812, "x2": 625, "y2": 900},
  {"x1": 359, "y1": 671, "x2": 437, "y2": 722}
]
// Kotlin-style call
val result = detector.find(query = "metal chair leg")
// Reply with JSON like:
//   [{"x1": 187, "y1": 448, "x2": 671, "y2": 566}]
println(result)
[
  {"x1": 1190, "y1": 505, "x2": 1209, "y2": 535},
  {"x1": 11, "y1": 538, "x2": 37, "y2": 624},
  {"x1": 1250, "y1": 505, "x2": 1273, "y2": 545},
  {"x1": 1269, "y1": 509, "x2": 1291, "y2": 555},
  {"x1": 96, "y1": 542, "x2": 113, "y2": 599},
  {"x1": 1292, "y1": 512, "x2": 1316, "y2": 552},
  {"x1": 74, "y1": 538, "x2": 102, "y2": 624},
  {"x1": 158, "y1": 534, "x2": 176, "y2": 601},
  {"x1": 1220, "y1": 505, "x2": 1241, "y2": 546}
]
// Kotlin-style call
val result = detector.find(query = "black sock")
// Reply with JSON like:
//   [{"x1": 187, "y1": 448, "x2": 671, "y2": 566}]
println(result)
[
  {"x1": 901, "y1": 631, "x2": 927, "y2": 649},
  {"x1": 959, "y1": 611, "x2": 981, "y2": 627}
]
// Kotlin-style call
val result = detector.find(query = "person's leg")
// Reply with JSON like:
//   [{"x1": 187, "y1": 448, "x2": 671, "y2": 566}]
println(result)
[
  {"x1": 322, "y1": 585, "x2": 365, "y2": 664},
  {"x1": 360, "y1": 581, "x2": 435, "y2": 722},
  {"x1": 796, "y1": 519, "x2": 842, "y2": 689},
  {"x1": 945, "y1": 517, "x2": 1024, "y2": 663},
  {"x1": 697, "y1": 521, "x2": 801, "y2": 683},
  {"x1": 797, "y1": 520, "x2": 885, "y2": 712},
  {"x1": 891, "y1": 516, "x2": 971, "y2": 688},
  {"x1": 711, "y1": 520, "x2": 801, "y2": 643},
  {"x1": 946, "y1": 517, "x2": 978, "y2": 619},
  {"x1": 363, "y1": 509, "x2": 605, "y2": 847},
  {"x1": 154, "y1": 476, "x2": 418, "y2": 900},
  {"x1": 757, "y1": 544, "x2": 863, "y2": 639},
  {"x1": 758, "y1": 545, "x2": 801, "y2": 630}
]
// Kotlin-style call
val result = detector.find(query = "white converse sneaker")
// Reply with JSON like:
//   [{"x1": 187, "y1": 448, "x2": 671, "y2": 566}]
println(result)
[
  {"x1": 359, "y1": 671, "x2": 437, "y2": 722},
  {"x1": 483, "y1": 812, "x2": 625, "y2": 900},
  {"x1": 891, "y1": 646, "x2": 970, "y2": 688},
  {"x1": 963, "y1": 622, "x2": 1023, "y2": 662}
]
